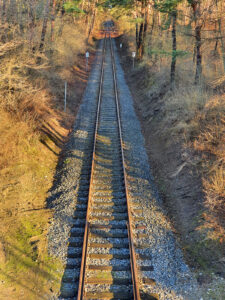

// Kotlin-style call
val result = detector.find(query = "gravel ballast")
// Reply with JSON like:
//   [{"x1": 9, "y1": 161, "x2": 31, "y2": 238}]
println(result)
[{"x1": 47, "y1": 38, "x2": 199, "y2": 299}]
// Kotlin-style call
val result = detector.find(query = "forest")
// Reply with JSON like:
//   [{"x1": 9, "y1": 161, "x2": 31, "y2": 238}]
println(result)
[{"x1": 0, "y1": 0, "x2": 224, "y2": 299}]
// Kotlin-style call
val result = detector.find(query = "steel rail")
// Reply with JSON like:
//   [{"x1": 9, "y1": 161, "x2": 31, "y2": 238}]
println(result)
[
  {"x1": 77, "y1": 31, "x2": 141, "y2": 300},
  {"x1": 109, "y1": 34, "x2": 141, "y2": 300},
  {"x1": 77, "y1": 34, "x2": 107, "y2": 300}
]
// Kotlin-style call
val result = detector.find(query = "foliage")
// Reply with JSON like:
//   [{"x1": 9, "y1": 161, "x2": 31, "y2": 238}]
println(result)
[
  {"x1": 64, "y1": 1, "x2": 85, "y2": 15},
  {"x1": 154, "y1": 0, "x2": 183, "y2": 14}
]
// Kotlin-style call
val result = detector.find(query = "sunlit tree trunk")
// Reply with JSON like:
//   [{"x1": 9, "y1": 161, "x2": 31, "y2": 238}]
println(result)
[{"x1": 190, "y1": 1, "x2": 202, "y2": 84}]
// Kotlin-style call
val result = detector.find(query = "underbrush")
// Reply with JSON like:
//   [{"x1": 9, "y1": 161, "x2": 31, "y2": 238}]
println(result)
[
  {"x1": 194, "y1": 95, "x2": 225, "y2": 242},
  {"x1": 126, "y1": 51, "x2": 225, "y2": 245},
  {"x1": 144, "y1": 63, "x2": 225, "y2": 247},
  {"x1": 0, "y1": 21, "x2": 94, "y2": 298}
]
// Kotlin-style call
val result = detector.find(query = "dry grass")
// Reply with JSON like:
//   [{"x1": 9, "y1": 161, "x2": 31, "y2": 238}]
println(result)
[
  {"x1": 148, "y1": 69, "x2": 225, "y2": 240},
  {"x1": 0, "y1": 19, "x2": 93, "y2": 298},
  {"x1": 194, "y1": 95, "x2": 225, "y2": 240}
]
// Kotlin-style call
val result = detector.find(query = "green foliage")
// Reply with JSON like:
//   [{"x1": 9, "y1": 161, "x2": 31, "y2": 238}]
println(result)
[
  {"x1": 129, "y1": 17, "x2": 145, "y2": 24},
  {"x1": 64, "y1": 1, "x2": 85, "y2": 15},
  {"x1": 109, "y1": 0, "x2": 134, "y2": 8},
  {"x1": 161, "y1": 15, "x2": 172, "y2": 29},
  {"x1": 154, "y1": 0, "x2": 183, "y2": 14}
]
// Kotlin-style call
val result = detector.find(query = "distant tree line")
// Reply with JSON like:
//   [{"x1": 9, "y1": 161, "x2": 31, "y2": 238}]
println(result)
[
  {"x1": 0, "y1": 0, "x2": 224, "y2": 86},
  {"x1": 0, "y1": 0, "x2": 100, "y2": 52},
  {"x1": 112, "y1": 0, "x2": 225, "y2": 87}
]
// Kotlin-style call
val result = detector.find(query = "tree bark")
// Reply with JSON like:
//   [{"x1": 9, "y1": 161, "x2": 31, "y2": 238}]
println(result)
[
  {"x1": 195, "y1": 25, "x2": 202, "y2": 84},
  {"x1": 135, "y1": 0, "x2": 139, "y2": 53},
  {"x1": 216, "y1": 0, "x2": 225, "y2": 72},
  {"x1": 1, "y1": 0, "x2": 6, "y2": 25},
  {"x1": 148, "y1": 8, "x2": 156, "y2": 58},
  {"x1": 8, "y1": 0, "x2": 17, "y2": 24},
  {"x1": 58, "y1": 0, "x2": 65, "y2": 36},
  {"x1": 191, "y1": 1, "x2": 202, "y2": 84},
  {"x1": 170, "y1": 11, "x2": 177, "y2": 88},
  {"x1": 28, "y1": 0, "x2": 36, "y2": 49},
  {"x1": 39, "y1": 0, "x2": 50, "y2": 52},
  {"x1": 87, "y1": 0, "x2": 98, "y2": 43},
  {"x1": 137, "y1": 22, "x2": 144, "y2": 58},
  {"x1": 142, "y1": 2, "x2": 150, "y2": 57},
  {"x1": 137, "y1": 0, "x2": 147, "y2": 59},
  {"x1": 50, "y1": 0, "x2": 56, "y2": 42}
]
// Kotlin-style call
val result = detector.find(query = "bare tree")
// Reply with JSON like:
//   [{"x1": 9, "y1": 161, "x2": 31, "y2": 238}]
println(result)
[
  {"x1": 215, "y1": 0, "x2": 225, "y2": 71},
  {"x1": 1, "y1": 0, "x2": 7, "y2": 25},
  {"x1": 87, "y1": 0, "x2": 98, "y2": 43},
  {"x1": 39, "y1": 0, "x2": 50, "y2": 52},
  {"x1": 50, "y1": 0, "x2": 56, "y2": 42}
]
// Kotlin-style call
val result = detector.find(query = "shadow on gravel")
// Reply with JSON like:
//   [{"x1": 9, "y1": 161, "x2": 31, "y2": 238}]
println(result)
[{"x1": 55, "y1": 133, "x2": 94, "y2": 298}]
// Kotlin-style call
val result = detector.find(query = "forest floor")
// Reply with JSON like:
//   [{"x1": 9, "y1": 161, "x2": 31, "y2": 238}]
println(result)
[{"x1": 116, "y1": 36, "x2": 225, "y2": 299}]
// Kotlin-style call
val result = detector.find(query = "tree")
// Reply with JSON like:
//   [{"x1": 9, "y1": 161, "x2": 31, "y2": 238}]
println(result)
[
  {"x1": 39, "y1": 0, "x2": 50, "y2": 52},
  {"x1": 87, "y1": 0, "x2": 98, "y2": 43},
  {"x1": 215, "y1": 0, "x2": 225, "y2": 72},
  {"x1": 187, "y1": 0, "x2": 203, "y2": 84},
  {"x1": 135, "y1": 0, "x2": 151, "y2": 58},
  {"x1": 155, "y1": 0, "x2": 183, "y2": 88}
]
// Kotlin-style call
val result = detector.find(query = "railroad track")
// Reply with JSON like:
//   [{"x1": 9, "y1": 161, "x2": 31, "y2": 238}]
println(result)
[{"x1": 60, "y1": 33, "x2": 157, "y2": 300}]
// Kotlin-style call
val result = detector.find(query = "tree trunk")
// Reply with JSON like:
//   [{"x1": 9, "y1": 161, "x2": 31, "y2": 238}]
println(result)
[
  {"x1": 136, "y1": 22, "x2": 139, "y2": 51},
  {"x1": 216, "y1": 0, "x2": 225, "y2": 72},
  {"x1": 1, "y1": 0, "x2": 6, "y2": 25},
  {"x1": 137, "y1": 22, "x2": 144, "y2": 58},
  {"x1": 142, "y1": 3, "x2": 150, "y2": 57},
  {"x1": 8, "y1": 0, "x2": 17, "y2": 24},
  {"x1": 135, "y1": 0, "x2": 139, "y2": 53},
  {"x1": 58, "y1": 0, "x2": 65, "y2": 36},
  {"x1": 87, "y1": 0, "x2": 97, "y2": 43},
  {"x1": 191, "y1": 1, "x2": 202, "y2": 84},
  {"x1": 28, "y1": 0, "x2": 35, "y2": 49},
  {"x1": 195, "y1": 25, "x2": 202, "y2": 84},
  {"x1": 137, "y1": 1, "x2": 146, "y2": 59},
  {"x1": 39, "y1": 0, "x2": 50, "y2": 52},
  {"x1": 50, "y1": 0, "x2": 56, "y2": 42},
  {"x1": 148, "y1": 8, "x2": 156, "y2": 58},
  {"x1": 170, "y1": 11, "x2": 177, "y2": 89}
]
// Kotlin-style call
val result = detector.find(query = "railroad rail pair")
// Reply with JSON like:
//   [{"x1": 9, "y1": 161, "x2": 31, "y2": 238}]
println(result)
[
  {"x1": 77, "y1": 33, "x2": 140, "y2": 299},
  {"x1": 60, "y1": 31, "x2": 157, "y2": 300}
]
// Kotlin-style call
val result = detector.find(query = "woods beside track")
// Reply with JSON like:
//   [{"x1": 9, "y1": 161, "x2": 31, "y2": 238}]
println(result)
[{"x1": 0, "y1": 0, "x2": 224, "y2": 299}]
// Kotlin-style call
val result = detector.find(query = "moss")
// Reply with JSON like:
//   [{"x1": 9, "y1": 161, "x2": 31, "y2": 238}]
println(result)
[{"x1": 1, "y1": 214, "x2": 64, "y2": 298}]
